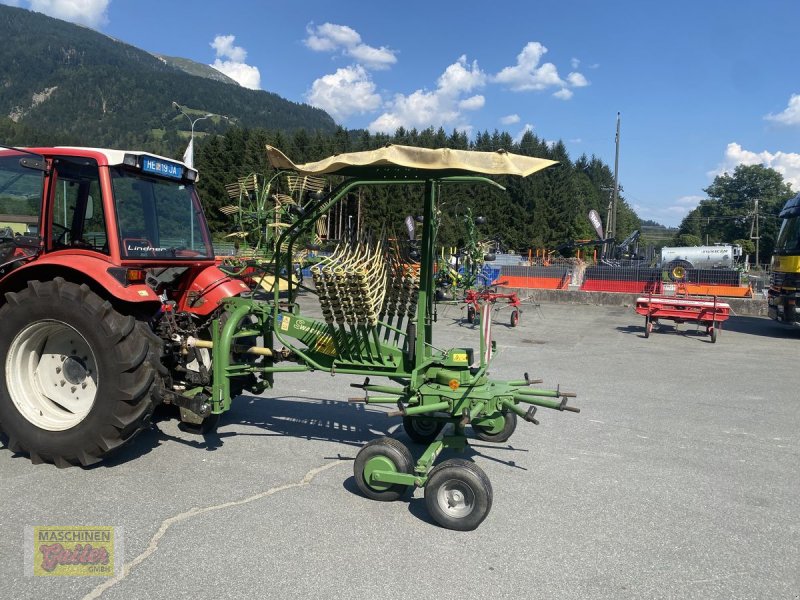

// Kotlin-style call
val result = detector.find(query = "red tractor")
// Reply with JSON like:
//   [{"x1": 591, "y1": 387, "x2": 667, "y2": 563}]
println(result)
[{"x1": 0, "y1": 146, "x2": 250, "y2": 467}]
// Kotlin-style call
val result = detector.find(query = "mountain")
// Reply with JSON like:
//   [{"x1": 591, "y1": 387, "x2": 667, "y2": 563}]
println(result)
[
  {"x1": 0, "y1": 4, "x2": 336, "y2": 151},
  {"x1": 153, "y1": 54, "x2": 240, "y2": 86}
]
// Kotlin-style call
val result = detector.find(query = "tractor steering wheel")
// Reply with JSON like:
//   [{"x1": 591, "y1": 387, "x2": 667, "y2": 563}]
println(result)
[{"x1": 51, "y1": 223, "x2": 71, "y2": 246}]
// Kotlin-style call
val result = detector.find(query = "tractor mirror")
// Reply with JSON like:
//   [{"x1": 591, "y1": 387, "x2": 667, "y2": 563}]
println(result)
[
  {"x1": 474, "y1": 216, "x2": 486, "y2": 225},
  {"x1": 85, "y1": 195, "x2": 94, "y2": 220},
  {"x1": 19, "y1": 156, "x2": 47, "y2": 172}
]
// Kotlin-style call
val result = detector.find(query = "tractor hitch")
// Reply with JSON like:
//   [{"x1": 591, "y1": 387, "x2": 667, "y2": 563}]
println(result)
[{"x1": 157, "y1": 388, "x2": 212, "y2": 417}]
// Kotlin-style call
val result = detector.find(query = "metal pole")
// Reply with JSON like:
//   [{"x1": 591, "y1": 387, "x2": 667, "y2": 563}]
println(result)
[
  {"x1": 611, "y1": 112, "x2": 621, "y2": 242},
  {"x1": 755, "y1": 199, "x2": 759, "y2": 268},
  {"x1": 172, "y1": 102, "x2": 212, "y2": 169}
]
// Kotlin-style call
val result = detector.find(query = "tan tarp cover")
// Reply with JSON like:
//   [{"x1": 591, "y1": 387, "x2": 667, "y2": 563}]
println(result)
[{"x1": 265, "y1": 144, "x2": 557, "y2": 178}]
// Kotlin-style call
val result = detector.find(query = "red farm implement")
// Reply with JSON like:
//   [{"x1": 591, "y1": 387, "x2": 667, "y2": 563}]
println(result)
[
  {"x1": 634, "y1": 292, "x2": 731, "y2": 343},
  {"x1": 463, "y1": 285, "x2": 522, "y2": 327}
]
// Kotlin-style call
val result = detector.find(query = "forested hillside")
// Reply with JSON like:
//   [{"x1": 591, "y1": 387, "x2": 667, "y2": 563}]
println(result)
[
  {"x1": 0, "y1": 4, "x2": 335, "y2": 152},
  {"x1": 194, "y1": 126, "x2": 640, "y2": 252}
]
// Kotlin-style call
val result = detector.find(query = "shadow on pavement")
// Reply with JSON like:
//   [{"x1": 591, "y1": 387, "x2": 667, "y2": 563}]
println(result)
[
  {"x1": 616, "y1": 322, "x2": 716, "y2": 342},
  {"x1": 724, "y1": 315, "x2": 800, "y2": 339},
  {"x1": 6, "y1": 394, "x2": 537, "y2": 475}
]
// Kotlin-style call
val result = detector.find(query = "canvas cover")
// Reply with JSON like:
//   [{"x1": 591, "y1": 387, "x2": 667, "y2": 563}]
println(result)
[{"x1": 265, "y1": 144, "x2": 557, "y2": 178}]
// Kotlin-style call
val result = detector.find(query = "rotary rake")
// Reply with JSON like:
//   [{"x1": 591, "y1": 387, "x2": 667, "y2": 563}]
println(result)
[{"x1": 202, "y1": 145, "x2": 580, "y2": 530}]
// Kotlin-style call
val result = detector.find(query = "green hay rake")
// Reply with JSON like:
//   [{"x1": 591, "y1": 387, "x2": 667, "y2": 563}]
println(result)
[
  {"x1": 201, "y1": 145, "x2": 580, "y2": 530},
  {"x1": 218, "y1": 171, "x2": 328, "y2": 288}
]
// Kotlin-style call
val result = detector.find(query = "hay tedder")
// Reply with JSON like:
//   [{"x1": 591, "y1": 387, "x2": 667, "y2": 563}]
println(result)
[{"x1": 0, "y1": 143, "x2": 579, "y2": 530}]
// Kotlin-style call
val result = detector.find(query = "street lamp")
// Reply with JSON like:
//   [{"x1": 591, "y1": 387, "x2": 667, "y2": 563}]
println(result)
[{"x1": 172, "y1": 101, "x2": 213, "y2": 169}]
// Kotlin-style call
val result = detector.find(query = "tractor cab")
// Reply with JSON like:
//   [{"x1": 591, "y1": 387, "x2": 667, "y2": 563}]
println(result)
[{"x1": 0, "y1": 147, "x2": 214, "y2": 267}]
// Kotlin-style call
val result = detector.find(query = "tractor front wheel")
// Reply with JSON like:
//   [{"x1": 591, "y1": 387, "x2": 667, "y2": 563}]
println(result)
[
  {"x1": 424, "y1": 458, "x2": 493, "y2": 531},
  {"x1": 0, "y1": 279, "x2": 159, "y2": 467}
]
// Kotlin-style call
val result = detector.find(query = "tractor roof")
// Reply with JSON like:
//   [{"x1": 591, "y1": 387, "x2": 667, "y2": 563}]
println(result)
[
  {"x1": 265, "y1": 144, "x2": 557, "y2": 178},
  {"x1": 5, "y1": 146, "x2": 198, "y2": 179}
]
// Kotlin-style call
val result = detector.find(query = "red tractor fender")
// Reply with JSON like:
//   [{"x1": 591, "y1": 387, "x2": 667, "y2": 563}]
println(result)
[
  {"x1": 0, "y1": 253, "x2": 160, "y2": 305},
  {"x1": 176, "y1": 265, "x2": 250, "y2": 316}
]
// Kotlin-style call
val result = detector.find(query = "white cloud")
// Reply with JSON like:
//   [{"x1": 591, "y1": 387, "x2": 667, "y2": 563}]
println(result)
[
  {"x1": 348, "y1": 44, "x2": 397, "y2": 71},
  {"x1": 305, "y1": 22, "x2": 397, "y2": 70},
  {"x1": 567, "y1": 72, "x2": 589, "y2": 87},
  {"x1": 27, "y1": 0, "x2": 109, "y2": 27},
  {"x1": 367, "y1": 55, "x2": 486, "y2": 134},
  {"x1": 494, "y1": 42, "x2": 562, "y2": 91},
  {"x1": 211, "y1": 35, "x2": 246, "y2": 63},
  {"x1": 437, "y1": 55, "x2": 486, "y2": 94},
  {"x1": 306, "y1": 65, "x2": 382, "y2": 122},
  {"x1": 494, "y1": 42, "x2": 589, "y2": 100},
  {"x1": 634, "y1": 195, "x2": 703, "y2": 225},
  {"x1": 305, "y1": 23, "x2": 360, "y2": 51},
  {"x1": 675, "y1": 195, "x2": 704, "y2": 206},
  {"x1": 765, "y1": 93, "x2": 800, "y2": 126},
  {"x1": 209, "y1": 35, "x2": 261, "y2": 90},
  {"x1": 513, "y1": 123, "x2": 534, "y2": 144},
  {"x1": 501, "y1": 114, "x2": 520, "y2": 125},
  {"x1": 570, "y1": 57, "x2": 580, "y2": 69},
  {"x1": 211, "y1": 60, "x2": 261, "y2": 90},
  {"x1": 458, "y1": 95, "x2": 485, "y2": 111},
  {"x1": 711, "y1": 142, "x2": 800, "y2": 190}
]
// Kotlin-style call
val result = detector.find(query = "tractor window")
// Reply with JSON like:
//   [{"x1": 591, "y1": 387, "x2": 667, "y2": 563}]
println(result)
[
  {"x1": 111, "y1": 168, "x2": 213, "y2": 259},
  {"x1": 0, "y1": 153, "x2": 43, "y2": 238},
  {"x1": 50, "y1": 157, "x2": 108, "y2": 253}
]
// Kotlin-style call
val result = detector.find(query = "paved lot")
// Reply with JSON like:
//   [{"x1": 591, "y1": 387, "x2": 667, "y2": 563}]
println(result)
[{"x1": 2, "y1": 298, "x2": 799, "y2": 600}]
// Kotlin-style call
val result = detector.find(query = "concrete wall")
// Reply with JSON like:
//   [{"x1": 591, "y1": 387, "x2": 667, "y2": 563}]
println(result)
[{"x1": 513, "y1": 288, "x2": 768, "y2": 317}]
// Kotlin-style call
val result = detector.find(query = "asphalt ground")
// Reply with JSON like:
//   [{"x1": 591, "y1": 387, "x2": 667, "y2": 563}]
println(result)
[{"x1": 2, "y1": 297, "x2": 799, "y2": 600}]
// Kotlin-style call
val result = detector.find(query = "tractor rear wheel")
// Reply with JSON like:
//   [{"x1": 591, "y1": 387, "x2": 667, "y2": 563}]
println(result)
[{"x1": 0, "y1": 279, "x2": 159, "y2": 467}]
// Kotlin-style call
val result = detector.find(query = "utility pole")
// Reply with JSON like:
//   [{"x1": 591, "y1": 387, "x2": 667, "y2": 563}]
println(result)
[
  {"x1": 754, "y1": 198, "x2": 760, "y2": 268},
  {"x1": 611, "y1": 112, "x2": 621, "y2": 242}
]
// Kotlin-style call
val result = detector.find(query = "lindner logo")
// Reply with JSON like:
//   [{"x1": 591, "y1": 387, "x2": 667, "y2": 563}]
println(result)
[{"x1": 25, "y1": 526, "x2": 123, "y2": 577}]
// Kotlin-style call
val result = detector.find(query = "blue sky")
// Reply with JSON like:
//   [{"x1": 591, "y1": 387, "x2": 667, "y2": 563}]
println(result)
[{"x1": 5, "y1": 0, "x2": 800, "y2": 226}]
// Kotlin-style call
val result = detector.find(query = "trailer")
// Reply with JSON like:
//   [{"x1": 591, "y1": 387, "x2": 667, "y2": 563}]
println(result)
[
  {"x1": 660, "y1": 244, "x2": 742, "y2": 281},
  {"x1": 634, "y1": 293, "x2": 730, "y2": 343}
]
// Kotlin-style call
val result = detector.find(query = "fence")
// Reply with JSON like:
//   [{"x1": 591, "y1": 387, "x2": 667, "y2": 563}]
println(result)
[
  {"x1": 493, "y1": 263, "x2": 571, "y2": 290},
  {"x1": 211, "y1": 244, "x2": 755, "y2": 298},
  {"x1": 580, "y1": 264, "x2": 663, "y2": 294}
]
